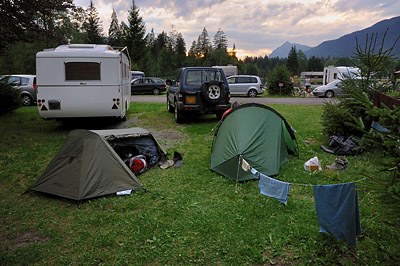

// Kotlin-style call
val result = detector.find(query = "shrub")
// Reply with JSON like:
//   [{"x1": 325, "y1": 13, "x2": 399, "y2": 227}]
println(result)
[
  {"x1": 0, "y1": 77, "x2": 21, "y2": 116},
  {"x1": 321, "y1": 29, "x2": 400, "y2": 225},
  {"x1": 267, "y1": 65, "x2": 292, "y2": 95},
  {"x1": 321, "y1": 101, "x2": 361, "y2": 137}
]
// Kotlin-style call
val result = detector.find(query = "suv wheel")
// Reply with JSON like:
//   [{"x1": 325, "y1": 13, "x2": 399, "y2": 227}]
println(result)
[
  {"x1": 248, "y1": 89, "x2": 257, "y2": 98},
  {"x1": 201, "y1": 80, "x2": 225, "y2": 103},
  {"x1": 21, "y1": 95, "x2": 33, "y2": 106},
  {"x1": 174, "y1": 104, "x2": 185, "y2": 123},
  {"x1": 167, "y1": 98, "x2": 175, "y2": 113}
]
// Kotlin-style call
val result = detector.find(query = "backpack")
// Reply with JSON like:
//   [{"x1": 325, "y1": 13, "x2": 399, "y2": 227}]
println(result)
[{"x1": 328, "y1": 135, "x2": 362, "y2": 156}]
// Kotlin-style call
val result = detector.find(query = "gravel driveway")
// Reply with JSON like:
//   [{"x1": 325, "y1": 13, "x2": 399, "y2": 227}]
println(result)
[{"x1": 131, "y1": 95, "x2": 334, "y2": 105}]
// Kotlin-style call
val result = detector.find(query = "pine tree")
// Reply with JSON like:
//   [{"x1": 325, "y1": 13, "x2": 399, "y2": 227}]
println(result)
[
  {"x1": 188, "y1": 40, "x2": 199, "y2": 57},
  {"x1": 196, "y1": 27, "x2": 211, "y2": 59},
  {"x1": 321, "y1": 29, "x2": 400, "y2": 224},
  {"x1": 108, "y1": 9, "x2": 121, "y2": 47},
  {"x1": 174, "y1": 33, "x2": 186, "y2": 68},
  {"x1": 119, "y1": 21, "x2": 129, "y2": 47},
  {"x1": 83, "y1": 1, "x2": 104, "y2": 44},
  {"x1": 213, "y1": 28, "x2": 228, "y2": 50},
  {"x1": 126, "y1": 0, "x2": 149, "y2": 72},
  {"x1": 286, "y1": 46, "x2": 298, "y2": 75}
]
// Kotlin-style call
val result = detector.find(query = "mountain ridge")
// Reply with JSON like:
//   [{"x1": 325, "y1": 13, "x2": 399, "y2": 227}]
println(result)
[{"x1": 268, "y1": 16, "x2": 400, "y2": 58}]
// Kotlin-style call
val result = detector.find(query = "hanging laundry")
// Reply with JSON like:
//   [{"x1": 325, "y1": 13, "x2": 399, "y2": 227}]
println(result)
[
  {"x1": 313, "y1": 182, "x2": 362, "y2": 247},
  {"x1": 252, "y1": 168, "x2": 290, "y2": 205}
]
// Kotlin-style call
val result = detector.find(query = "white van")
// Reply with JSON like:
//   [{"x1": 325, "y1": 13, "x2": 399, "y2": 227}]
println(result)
[
  {"x1": 323, "y1": 66, "x2": 359, "y2": 85},
  {"x1": 36, "y1": 44, "x2": 131, "y2": 119}
]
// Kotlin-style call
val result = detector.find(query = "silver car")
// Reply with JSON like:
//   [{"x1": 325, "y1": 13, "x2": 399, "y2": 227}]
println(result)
[
  {"x1": 227, "y1": 75, "x2": 264, "y2": 97},
  {"x1": 2, "y1": 74, "x2": 37, "y2": 105},
  {"x1": 312, "y1": 79, "x2": 344, "y2": 98}
]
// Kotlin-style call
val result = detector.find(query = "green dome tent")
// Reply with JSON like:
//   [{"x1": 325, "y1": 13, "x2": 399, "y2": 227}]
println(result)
[
  {"x1": 211, "y1": 103, "x2": 297, "y2": 181},
  {"x1": 30, "y1": 128, "x2": 166, "y2": 201}
]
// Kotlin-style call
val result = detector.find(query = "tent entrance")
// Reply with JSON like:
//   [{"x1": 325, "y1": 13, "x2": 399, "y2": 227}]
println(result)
[{"x1": 108, "y1": 136, "x2": 164, "y2": 172}]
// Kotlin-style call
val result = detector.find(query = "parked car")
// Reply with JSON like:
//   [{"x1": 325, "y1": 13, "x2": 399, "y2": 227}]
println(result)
[
  {"x1": 167, "y1": 67, "x2": 231, "y2": 123},
  {"x1": 1, "y1": 74, "x2": 37, "y2": 105},
  {"x1": 227, "y1": 75, "x2": 264, "y2": 97},
  {"x1": 131, "y1": 77, "x2": 167, "y2": 95},
  {"x1": 312, "y1": 79, "x2": 344, "y2": 98}
]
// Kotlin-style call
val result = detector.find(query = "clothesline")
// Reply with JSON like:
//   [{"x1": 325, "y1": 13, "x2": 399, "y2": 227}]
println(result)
[
  {"x1": 239, "y1": 155, "x2": 366, "y2": 187},
  {"x1": 241, "y1": 155, "x2": 363, "y2": 247}
]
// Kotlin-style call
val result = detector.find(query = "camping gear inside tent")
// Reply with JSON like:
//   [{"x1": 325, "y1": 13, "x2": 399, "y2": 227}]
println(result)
[
  {"x1": 30, "y1": 128, "x2": 167, "y2": 201},
  {"x1": 211, "y1": 103, "x2": 297, "y2": 181}
]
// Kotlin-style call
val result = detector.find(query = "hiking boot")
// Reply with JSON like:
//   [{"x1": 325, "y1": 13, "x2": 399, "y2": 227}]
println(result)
[
  {"x1": 326, "y1": 156, "x2": 348, "y2": 170},
  {"x1": 160, "y1": 159, "x2": 174, "y2": 169},
  {"x1": 172, "y1": 151, "x2": 183, "y2": 168}
]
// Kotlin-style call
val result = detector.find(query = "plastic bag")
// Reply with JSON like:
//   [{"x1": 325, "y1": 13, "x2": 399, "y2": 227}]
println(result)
[{"x1": 304, "y1": 156, "x2": 322, "y2": 172}]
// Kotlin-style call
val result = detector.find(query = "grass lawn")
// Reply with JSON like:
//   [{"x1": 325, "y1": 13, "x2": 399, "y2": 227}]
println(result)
[{"x1": 1, "y1": 102, "x2": 399, "y2": 265}]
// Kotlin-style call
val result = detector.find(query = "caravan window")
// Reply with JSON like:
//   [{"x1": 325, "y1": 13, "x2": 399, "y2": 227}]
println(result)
[{"x1": 65, "y1": 62, "x2": 101, "y2": 81}]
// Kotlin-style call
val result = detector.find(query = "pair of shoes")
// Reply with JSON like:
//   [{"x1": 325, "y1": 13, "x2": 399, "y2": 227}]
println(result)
[
  {"x1": 159, "y1": 151, "x2": 184, "y2": 169},
  {"x1": 172, "y1": 151, "x2": 183, "y2": 168},
  {"x1": 160, "y1": 159, "x2": 174, "y2": 169},
  {"x1": 326, "y1": 156, "x2": 348, "y2": 170}
]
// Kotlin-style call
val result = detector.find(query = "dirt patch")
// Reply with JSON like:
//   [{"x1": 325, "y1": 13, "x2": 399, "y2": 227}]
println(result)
[
  {"x1": 111, "y1": 114, "x2": 187, "y2": 150},
  {"x1": 2, "y1": 231, "x2": 51, "y2": 249}
]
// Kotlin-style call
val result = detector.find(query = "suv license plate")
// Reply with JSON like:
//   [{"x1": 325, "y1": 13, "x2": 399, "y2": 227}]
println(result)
[{"x1": 185, "y1": 95, "x2": 196, "y2": 104}]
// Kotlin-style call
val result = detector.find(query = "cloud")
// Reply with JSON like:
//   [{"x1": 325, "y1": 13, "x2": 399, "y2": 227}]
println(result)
[{"x1": 74, "y1": 0, "x2": 400, "y2": 57}]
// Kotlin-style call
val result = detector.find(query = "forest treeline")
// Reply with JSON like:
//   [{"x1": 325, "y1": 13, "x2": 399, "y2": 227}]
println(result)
[{"x1": 1, "y1": 0, "x2": 399, "y2": 80}]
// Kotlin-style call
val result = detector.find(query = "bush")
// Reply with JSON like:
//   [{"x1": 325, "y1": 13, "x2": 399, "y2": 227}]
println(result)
[
  {"x1": 321, "y1": 101, "x2": 362, "y2": 137},
  {"x1": 0, "y1": 77, "x2": 21, "y2": 116},
  {"x1": 267, "y1": 65, "x2": 292, "y2": 95}
]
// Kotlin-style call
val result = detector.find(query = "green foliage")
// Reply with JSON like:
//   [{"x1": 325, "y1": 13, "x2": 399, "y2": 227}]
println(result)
[
  {"x1": 0, "y1": 0, "x2": 74, "y2": 53},
  {"x1": 0, "y1": 78, "x2": 21, "y2": 115},
  {"x1": 321, "y1": 29, "x2": 400, "y2": 226},
  {"x1": 267, "y1": 65, "x2": 292, "y2": 95},
  {"x1": 0, "y1": 41, "x2": 47, "y2": 74}
]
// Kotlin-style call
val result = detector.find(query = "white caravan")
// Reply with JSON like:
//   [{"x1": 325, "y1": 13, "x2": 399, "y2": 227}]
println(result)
[
  {"x1": 130, "y1": 70, "x2": 144, "y2": 80},
  {"x1": 323, "y1": 66, "x2": 360, "y2": 85},
  {"x1": 36, "y1": 44, "x2": 131, "y2": 119},
  {"x1": 213, "y1": 65, "x2": 238, "y2": 77}
]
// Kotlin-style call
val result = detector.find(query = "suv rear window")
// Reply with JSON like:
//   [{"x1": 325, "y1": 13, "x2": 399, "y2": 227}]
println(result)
[
  {"x1": 185, "y1": 70, "x2": 224, "y2": 86},
  {"x1": 65, "y1": 62, "x2": 101, "y2": 81}
]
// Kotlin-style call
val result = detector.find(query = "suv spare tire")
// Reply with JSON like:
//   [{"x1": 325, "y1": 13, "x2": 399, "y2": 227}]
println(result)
[{"x1": 201, "y1": 80, "x2": 225, "y2": 104}]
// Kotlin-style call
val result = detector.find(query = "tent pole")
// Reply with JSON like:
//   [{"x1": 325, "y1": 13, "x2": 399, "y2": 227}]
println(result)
[{"x1": 236, "y1": 155, "x2": 243, "y2": 182}]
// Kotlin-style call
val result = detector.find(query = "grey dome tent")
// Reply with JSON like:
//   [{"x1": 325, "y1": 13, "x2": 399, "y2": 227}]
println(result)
[
  {"x1": 211, "y1": 103, "x2": 297, "y2": 181},
  {"x1": 30, "y1": 128, "x2": 166, "y2": 201}
]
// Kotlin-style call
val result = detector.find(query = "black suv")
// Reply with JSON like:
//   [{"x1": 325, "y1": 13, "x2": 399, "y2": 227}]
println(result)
[{"x1": 166, "y1": 67, "x2": 231, "y2": 123}]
